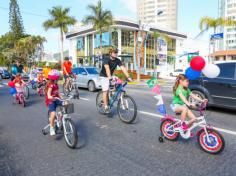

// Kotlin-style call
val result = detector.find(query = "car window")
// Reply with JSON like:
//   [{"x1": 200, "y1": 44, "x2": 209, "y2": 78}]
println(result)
[
  {"x1": 217, "y1": 64, "x2": 236, "y2": 79},
  {"x1": 78, "y1": 68, "x2": 86, "y2": 74},
  {"x1": 85, "y1": 68, "x2": 98, "y2": 74}
]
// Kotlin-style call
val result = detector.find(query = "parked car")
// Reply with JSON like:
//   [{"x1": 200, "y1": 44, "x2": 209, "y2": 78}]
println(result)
[
  {"x1": 74, "y1": 67, "x2": 101, "y2": 92},
  {"x1": 0, "y1": 69, "x2": 11, "y2": 79},
  {"x1": 189, "y1": 62, "x2": 236, "y2": 110},
  {"x1": 170, "y1": 69, "x2": 184, "y2": 77}
]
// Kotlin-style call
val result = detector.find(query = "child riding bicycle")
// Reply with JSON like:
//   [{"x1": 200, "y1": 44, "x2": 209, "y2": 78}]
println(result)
[
  {"x1": 13, "y1": 73, "x2": 29, "y2": 94},
  {"x1": 37, "y1": 70, "x2": 45, "y2": 93},
  {"x1": 45, "y1": 69, "x2": 63, "y2": 136},
  {"x1": 170, "y1": 74, "x2": 207, "y2": 130}
]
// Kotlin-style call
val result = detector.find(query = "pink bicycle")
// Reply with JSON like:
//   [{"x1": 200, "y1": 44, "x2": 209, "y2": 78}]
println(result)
[
  {"x1": 159, "y1": 102, "x2": 225, "y2": 154},
  {"x1": 13, "y1": 85, "x2": 26, "y2": 107}
]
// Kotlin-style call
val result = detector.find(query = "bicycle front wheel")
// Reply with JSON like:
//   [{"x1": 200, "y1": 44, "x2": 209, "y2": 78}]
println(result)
[
  {"x1": 63, "y1": 83, "x2": 70, "y2": 97},
  {"x1": 198, "y1": 128, "x2": 225, "y2": 154},
  {"x1": 63, "y1": 118, "x2": 78, "y2": 149},
  {"x1": 117, "y1": 95, "x2": 137, "y2": 124}
]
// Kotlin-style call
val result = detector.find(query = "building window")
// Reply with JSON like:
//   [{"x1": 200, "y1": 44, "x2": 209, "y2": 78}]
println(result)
[
  {"x1": 121, "y1": 30, "x2": 134, "y2": 47},
  {"x1": 77, "y1": 37, "x2": 85, "y2": 51},
  {"x1": 94, "y1": 32, "x2": 111, "y2": 48},
  {"x1": 111, "y1": 31, "x2": 118, "y2": 47}
]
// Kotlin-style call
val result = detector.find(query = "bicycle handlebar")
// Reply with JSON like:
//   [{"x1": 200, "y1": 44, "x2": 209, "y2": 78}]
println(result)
[{"x1": 55, "y1": 96, "x2": 73, "y2": 102}]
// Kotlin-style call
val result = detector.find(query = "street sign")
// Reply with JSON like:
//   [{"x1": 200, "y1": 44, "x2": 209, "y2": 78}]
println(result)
[
  {"x1": 187, "y1": 52, "x2": 199, "y2": 63},
  {"x1": 210, "y1": 33, "x2": 224, "y2": 40}
]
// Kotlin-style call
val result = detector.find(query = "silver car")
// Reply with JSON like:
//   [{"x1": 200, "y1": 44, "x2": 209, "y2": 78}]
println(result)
[{"x1": 75, "y1": 67, "x2": 101, "y2": 92}]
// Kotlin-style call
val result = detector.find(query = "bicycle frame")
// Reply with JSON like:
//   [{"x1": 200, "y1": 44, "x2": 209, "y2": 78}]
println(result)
[
  {"x1": 108, "y1": 81, "x2": 128, "y2": 108},
  {"x1": 163, "y1": 114, "x2": 212, "y2": 140}
]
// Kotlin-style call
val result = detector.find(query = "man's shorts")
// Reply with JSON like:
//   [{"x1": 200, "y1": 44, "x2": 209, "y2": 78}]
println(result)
[
  {"x1": 64, "y1": 73, "x2": 73, "y2": 80},
  {"x1": 100, "y1": 77, "x2": 109, "y2": 91},
  {"x1": 48, "y1": 100, "x2": 63, "y2": 113}
]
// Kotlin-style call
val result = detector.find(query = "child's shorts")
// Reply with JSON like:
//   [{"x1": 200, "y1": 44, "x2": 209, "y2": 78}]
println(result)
[
  {"x1": 48, "y1": 100, "x2": 63, "y2": 113},
  {"x1": 170, "y1": 104, "x2": 187, "y2": 113}
]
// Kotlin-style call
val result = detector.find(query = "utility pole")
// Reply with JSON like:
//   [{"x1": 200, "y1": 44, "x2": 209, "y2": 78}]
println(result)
[{"x1": 137, "y1": 20, "x2": 142, "y2": 82}]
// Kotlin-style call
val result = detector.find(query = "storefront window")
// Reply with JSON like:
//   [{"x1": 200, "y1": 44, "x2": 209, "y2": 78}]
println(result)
[
  {"x1": 77, "y1": 37, "x2": 85, "y2": 51},
  {"x1": 77, "y1": 37, "x2": 85, "y2": 57},
  {"x1": 146, "y1": 35, "x2": 157, "y2": 69},
  {"x1": 94, "y1": 32, "x2": 111, "y2": 48},
  {"x1": 121, "y1": 30, "x2": 134, "y2": 47}
]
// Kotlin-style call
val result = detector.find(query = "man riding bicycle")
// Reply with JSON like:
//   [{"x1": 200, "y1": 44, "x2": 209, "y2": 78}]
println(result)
[
  {"x1": 63, "y1": 57, "x2": 73, "y2": 91},
  {"x1": 100, "y1": 47, "x2": 132, "y2": 113}
]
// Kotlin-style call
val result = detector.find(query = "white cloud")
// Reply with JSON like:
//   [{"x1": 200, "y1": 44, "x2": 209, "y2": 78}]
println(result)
[{"x1": 119, "y1": 0, "x2": 137, "y2": 13}]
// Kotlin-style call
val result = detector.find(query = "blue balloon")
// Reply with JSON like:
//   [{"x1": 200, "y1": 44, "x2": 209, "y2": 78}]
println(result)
[
  {"x1": 185, "y1": 67, "x2": 201, "y2": 80},
  {"x1": 9, "y1": 87, "x2": 17, "y2": 95}
]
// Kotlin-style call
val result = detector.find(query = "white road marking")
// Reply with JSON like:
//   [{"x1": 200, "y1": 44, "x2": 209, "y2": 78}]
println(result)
[
  {"x1": 0, "y1": 85, "x2": 3, "y2": 88},
  {"x1": 138, "y1": 110, "x2": 236, "y2": 136},
  {"x1": 80, "y1": 97, "x2": 90, "y2": 101}
]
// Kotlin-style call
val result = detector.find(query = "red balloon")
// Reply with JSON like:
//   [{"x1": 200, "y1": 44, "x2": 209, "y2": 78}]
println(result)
[
  {"x1": 190, "y1": 56, "x2": 206, "y2": 71},
  {"x1": 8, "y1": 81, "x2": 15, "y2": 88}
]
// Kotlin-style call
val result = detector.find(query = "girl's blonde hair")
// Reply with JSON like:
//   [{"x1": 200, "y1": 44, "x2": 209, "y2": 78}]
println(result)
[{"x1": 173, "y1": 74, "x2": 188, "y2": 94}]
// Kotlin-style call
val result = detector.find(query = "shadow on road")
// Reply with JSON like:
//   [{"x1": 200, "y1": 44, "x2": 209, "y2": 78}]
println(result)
[{"x1": 74, "y1": 119, "x2": 88, "y2": 149}]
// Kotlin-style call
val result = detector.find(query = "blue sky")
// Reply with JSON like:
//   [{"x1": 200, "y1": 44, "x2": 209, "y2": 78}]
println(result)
[{"x1": 0, "y1": 0, "x2": 218, "y2": 53}]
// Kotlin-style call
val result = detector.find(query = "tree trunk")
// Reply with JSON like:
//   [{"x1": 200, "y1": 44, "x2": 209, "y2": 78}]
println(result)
[
  {"x1": 60, "y1": 28, "x2": 64, "y2": 71},
  {"x1": 100, "y1": 31, "x2": 103, "y2": 53}
]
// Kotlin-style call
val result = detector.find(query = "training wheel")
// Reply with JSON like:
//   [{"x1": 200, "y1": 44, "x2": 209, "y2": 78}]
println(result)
[{"x1": 159, "y1": 136, "x2": 164, "y2": 143}]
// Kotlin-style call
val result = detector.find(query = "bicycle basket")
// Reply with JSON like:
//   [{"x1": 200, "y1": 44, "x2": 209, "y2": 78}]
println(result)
[{"x1": 63, "y1": 103, "x2": 74, "y2": 114}]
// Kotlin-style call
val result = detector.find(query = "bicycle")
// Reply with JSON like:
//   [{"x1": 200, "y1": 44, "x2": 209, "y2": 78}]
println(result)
[
  {"x1": 159, "y1": 102, "x2": 225, "y2": 154},
  {"x1": 96, "y1": 79, "x2": 137, "y2": 124},
  {"x1": 37, "y1": 80, "x2": 46, "y2": 96},
  {"x1": 42, "y1": 96, "x2": 78, "y2": 149},
  {"x1": 13, "y1": 85, "x2": 27, "y2": 107},
  {"x1": 63, "y1": 74, "x2": 79, "y2": 99}
]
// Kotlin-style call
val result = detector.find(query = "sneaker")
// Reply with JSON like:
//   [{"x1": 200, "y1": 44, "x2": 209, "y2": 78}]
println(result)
[
  {"x1": 104, "y1": 106, "x2": 110, "y2": 114},
  {"x1": 50, "y1": 127, "x2": 56, "y2": 136},
  {"x1": 181, "y1": 122, "x2": 189, "y2": 131}
]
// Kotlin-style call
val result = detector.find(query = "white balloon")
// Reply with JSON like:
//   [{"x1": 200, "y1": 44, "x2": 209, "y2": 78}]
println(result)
[{"x1": 202, "y1": 64, "x2": 220, "y2": 78}]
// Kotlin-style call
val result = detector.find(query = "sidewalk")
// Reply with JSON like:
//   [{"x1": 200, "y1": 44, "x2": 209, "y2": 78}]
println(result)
[{"x1": 128, "y1": 76, "x2": 175, "y2": 86}]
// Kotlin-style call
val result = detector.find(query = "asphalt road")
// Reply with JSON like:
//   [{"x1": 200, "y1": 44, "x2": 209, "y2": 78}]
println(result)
[{"x1": 0, "y1": 80, "x2": 236, "y2": 176}]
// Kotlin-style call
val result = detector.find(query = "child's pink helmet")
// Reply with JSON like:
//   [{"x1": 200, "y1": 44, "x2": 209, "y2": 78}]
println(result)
[{"x1": 48, "y1": 69, "x2": 60, "y2": 80}]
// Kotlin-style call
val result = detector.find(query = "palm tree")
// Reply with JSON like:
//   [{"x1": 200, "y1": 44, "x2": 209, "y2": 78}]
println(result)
[
  {"x1": 198, "y1": 17, "x2": 234, "y2": 58},
  {"x1": 43, "y1": 6, "x2": 76, "y2": 69},
  {"x1": 83, "y1": 0, "x2": 113, "y2": 51},
  {"x1": 199, "y1": 17, "x2": 227, "y2": 35}
]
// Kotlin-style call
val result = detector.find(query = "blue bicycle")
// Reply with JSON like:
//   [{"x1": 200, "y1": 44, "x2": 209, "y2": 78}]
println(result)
[{"x1": 96, "y1": 80, "x2": 137, "y2": 124}]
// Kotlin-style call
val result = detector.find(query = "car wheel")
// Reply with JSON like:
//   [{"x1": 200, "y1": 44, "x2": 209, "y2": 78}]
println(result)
[
  {"x1": 88, "y1": 81, "x2": 96, "y2": 92},
  {"x1": 189, "y1": 90, "x2": 206, "y2": 106}
]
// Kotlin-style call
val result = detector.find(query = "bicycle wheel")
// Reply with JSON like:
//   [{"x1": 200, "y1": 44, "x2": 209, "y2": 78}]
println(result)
[
  {"x1": 63, "y1": 82, "x2": 72, "y2": 97},
  {"x1": 117, "y1": 95, "x2": 137, "y2": 124},
  {"x1": 63, "y1": 118, "x2": 78, "y2": 149},
  {"x1": 24, "y1": 86, "x2": 29, "y2": 99},
  {"x1": 96, "y1": 91, "x2": 107, "y2": 115},
  {"x1": 160, "y1": 119, "x2": 179, "y2": 141},
  {"x1": 198, "y1": 128, "x2": 225, "y2": 154}
]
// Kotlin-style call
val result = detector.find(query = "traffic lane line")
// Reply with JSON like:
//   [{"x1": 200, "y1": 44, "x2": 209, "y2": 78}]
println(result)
[{"x1": 138, "y1": 110, "x2": 236, "y2": 136}]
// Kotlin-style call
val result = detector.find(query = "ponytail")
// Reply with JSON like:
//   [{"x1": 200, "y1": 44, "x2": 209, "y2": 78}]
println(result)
[{"x1": 173, "y1": 74, "x2": 188, "y2": 95}]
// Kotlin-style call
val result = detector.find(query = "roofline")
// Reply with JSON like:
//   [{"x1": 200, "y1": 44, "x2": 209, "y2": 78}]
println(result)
[{"x1": 66, "y1": 19, "x2": 187, "y2": 39}]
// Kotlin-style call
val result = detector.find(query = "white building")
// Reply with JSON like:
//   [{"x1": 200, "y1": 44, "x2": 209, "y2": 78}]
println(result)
[
  {"x1": 137, "y1": 0, "x2": 178, "y2": 30},
  {"x1": 218, "y1": 0, "x2": 236, "y2": 50}
]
